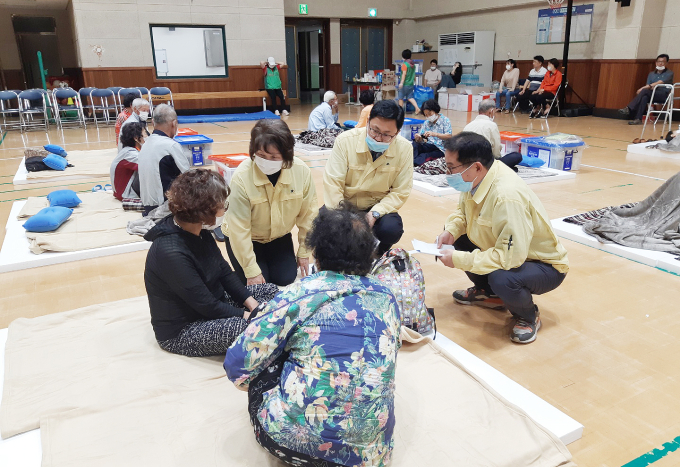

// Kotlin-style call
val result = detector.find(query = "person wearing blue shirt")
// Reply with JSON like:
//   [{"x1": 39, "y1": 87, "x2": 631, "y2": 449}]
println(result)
[
  {"x1": 412, "y1": 99, "x2": 452, "y2": 166},
  {"x1": 308, "y1": 91, "x2": 341, "y2": 131},
  {"x1": 620, "y1": 54, "x2": 674, "y2": 125}
]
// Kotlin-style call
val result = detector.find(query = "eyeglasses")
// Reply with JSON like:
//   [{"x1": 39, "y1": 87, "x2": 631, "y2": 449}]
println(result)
[
  {"x1": 367, "y1": 125, "x2": 398, "y2": 143},
  {"x1": 446, "y1": 163, "x2": 472, "y2": 174}
]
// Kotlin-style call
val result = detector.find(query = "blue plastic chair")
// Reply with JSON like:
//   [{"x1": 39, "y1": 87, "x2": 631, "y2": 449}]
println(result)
[
  {"x1": 149, "y1": 87, "x2": 173, "y2": 115},
  {"x1": 18, "y1": 89, "x2": 50, "y2": 132},
  {"x1": 0, "y1": 90, "x2": 21, "y2": 131},
  {"x1": 90, "y1": 88, "x2": 118, "y2": 127},
  {"x1": 52, "y1": 87, "x2": 86, "y2": 129}
]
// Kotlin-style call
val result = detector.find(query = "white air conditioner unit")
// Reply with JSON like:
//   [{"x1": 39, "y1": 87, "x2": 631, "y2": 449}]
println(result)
[{"x1": 438, "y1": 31, "x2": 495, "y2": 89}]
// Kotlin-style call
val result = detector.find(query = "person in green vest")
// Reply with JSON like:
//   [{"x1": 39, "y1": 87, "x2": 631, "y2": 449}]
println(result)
[
  {"x1": 260, "y1": 57, "x2": 289, "y2": 116},
  {"x1": 398, "y1": 49, "x2": 421, "y2": 114}
]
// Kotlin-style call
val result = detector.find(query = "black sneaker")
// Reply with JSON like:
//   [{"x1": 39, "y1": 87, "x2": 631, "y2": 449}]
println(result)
[
  {"x1": 453, "y1": 287, "x2": 506, "y2": 310},
  {"x1": 212, "y1": 227, "x2": 225, "y2": 242},
  {"x1": 628, "y1": 119, "x2": 642, "y2": 125},
  {"x1": 511, "y1": 311, "x2": 541, "y2": 344},
  {"x1": 618, "y1": 107, "x2": 630, "y2": 117}
]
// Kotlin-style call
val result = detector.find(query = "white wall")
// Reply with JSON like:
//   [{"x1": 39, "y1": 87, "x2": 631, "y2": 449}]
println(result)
[
  {"x1": 283, "y1": 0, "x2": 411, "y2": 19},
  {"x1": 0, "y1": 6, "x2": 78, "y2": 70},
  {"x1": 70, "y1": 0, "x2": 286, "y2": 68},
  {"x1": 393, "y1": 0, "x2": 609, "y2": 63},
  {"x1": 151, "y1": 27, "x2": 226, "y2": 77}
]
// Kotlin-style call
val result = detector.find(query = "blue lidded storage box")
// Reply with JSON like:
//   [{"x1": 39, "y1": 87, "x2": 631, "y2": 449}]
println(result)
[
  {"x1": 519, "y1": 134, "x2": 586, "y2": 171},
  {"x1": 174, "y1": 135, "x2": 214, "y2": 166},
  {"x1": 400, "y1": 118, "x2": 425, "y2": 141}
]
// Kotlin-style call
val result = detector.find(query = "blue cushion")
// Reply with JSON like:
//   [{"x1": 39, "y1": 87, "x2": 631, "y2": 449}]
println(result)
[
  {"x1": 343, "y1": 120, "x2": 358, "y2": 128},
  {"x1": 518, "y1": 156, "x2": 546, "y2": 168},
  {"x1": 23, "y1": 207, "x2": 73, "y2": 232},
  {"x1": 47, "y1": 189, "x2": 82, "y2": 208},
  {"x1": 44, "y1": 144, "x2": 67, "y2": 157},
  {"x1": 43, "y1": 154, "x2": 68, "y2": 171}
]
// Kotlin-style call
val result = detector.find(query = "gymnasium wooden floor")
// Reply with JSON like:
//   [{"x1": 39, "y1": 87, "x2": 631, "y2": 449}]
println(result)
[{"x1": 1, "y1": 104, "x2": 679, "y2": 466}]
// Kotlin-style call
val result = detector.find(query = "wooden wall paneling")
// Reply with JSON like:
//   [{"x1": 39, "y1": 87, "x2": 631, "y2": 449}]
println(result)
[
  {"x1": 2, "y1": 70, "x2": 25, "y2": 90},
  {"x1": 81, "y1": 66, "x2": 288, "y2": 111},
  {"x1": 328, "y1": 64, "x2": 343, "y2": 95}
]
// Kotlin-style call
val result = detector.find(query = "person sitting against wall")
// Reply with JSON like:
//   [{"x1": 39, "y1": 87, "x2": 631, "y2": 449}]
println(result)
[
  {"x1": 118, "y1": 98, "x2": 150, "y2": 151},
  {"x1": 440, "y1": 61, "x2": 463, "y2": 89},
  {"x1": 115, "y1": 93, "x2": 135, "y2": 145},
  {"x1": 323, "y1": 100, "x2": 413, "y2": 256},
  {"x1": 435, "y1": 132, "x2": 569, "y2": 344},
  {"x1": 619, "y1": 54, "x2": 674, "y2": 125},
  {"x1": 356, "y1": 89, "x2": 375, "y2": 128},
  {"x1": 495, "y1": 59, "x2": 520, "y2": 113},
  {"x1": 464, "y1": 99, "x2": 522, "y2": 171},
  {"x1": 308, "y1": 90, "x2": 341, "y2": 131},
  {"x1": 398, "y1": 49, "x2": 421, "y2": 114},
  {"x1": 110, "y1": 122, "x2": 144, "y2": 202},
  {"x1": 138, "y1": 104, "x2": 191, "y2": 216},
  {"x1": 224, "y1": 202, "x2": 401, "y2": 467},
  {"x1": 144, "y1": 169, "x2": 278, "y2": 357},
  {"x1": 223, "y1": 119, "x2": 318, "y2": 287},
  {"x1": 260, "y1": 56, "x2": 289, "y2": 116},
  {"x1": 515, "y1": 55, "x2": 546, "y2": 112},
  {"x1": 412, "y1": 99, "x2": 452, "y2": 166},
  {"x1": 529, "y1": 58, "x2": 562, "y2": 119},
  {"x1": 425, "y1": 59, "x2": 443, "y2": 94}
]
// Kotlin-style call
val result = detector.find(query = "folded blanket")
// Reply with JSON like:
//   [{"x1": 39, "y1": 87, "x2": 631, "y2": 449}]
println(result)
[
  {"x1": 583, "y1": 172, "x2": 680, "y2": 255},
  {"x1": 3, "y1": 297, "x2": 574, "y2": 467},
  {"x1": 25, "y1": 148, "x2": 117, "y2": 180},
  {"x1": 18, "y1": 192, "x2": 123, "y2": 219},
  {"x1": 296, "y1": 129, "x2": 342, "y2": 148}
]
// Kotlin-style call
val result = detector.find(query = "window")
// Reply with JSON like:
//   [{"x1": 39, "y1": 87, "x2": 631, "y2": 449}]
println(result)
[{"x1": 150, "y1": 25, "x2": 228, "y2": 79}]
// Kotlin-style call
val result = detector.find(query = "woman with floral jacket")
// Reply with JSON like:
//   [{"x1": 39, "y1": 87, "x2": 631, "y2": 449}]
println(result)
[{"x1": 224, "y1": 203, "x2": 401, "y2": 467}]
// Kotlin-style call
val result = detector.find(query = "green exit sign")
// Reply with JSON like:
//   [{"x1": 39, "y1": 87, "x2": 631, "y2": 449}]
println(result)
[
  {"x1": 368, "y1": 8, "x2": 377, "y2": 17},
  {"x1": 299, "y1": 4, "x2": 308, "y2": 15}
]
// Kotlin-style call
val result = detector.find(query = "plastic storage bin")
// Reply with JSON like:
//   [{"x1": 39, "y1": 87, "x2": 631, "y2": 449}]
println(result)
[
  {"x1": 209, "y1": 154, "x2": 249, "y2": 185},
  {"x1": 499, "y1": 131, "x2": 533, "y2": 156},
  {"x1": 174, "y1": 135, "x2": 214, "y2": 166},
  {"x1": 519, "y1": 133, "x2": 586, "y2": 171},
  {"x1": 400, "y1": 118, "x2": 424, "y2": 141},
  {"x1": 176, "y1": 128, "x2": 198, "y2": 136}
]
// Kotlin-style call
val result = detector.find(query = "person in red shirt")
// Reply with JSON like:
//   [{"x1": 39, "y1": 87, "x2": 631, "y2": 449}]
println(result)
[
  {"x1": 115, "y1": 93, "x2": 136, "y2": 145},
  {"x1": 529, "y1": 58, "x2": 562, "y2": 119},
  {"x1": 111, "y1": 122, "x2": 145, "y2": 201}
]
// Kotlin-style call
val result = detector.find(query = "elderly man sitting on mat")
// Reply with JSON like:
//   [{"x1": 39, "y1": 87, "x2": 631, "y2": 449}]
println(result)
[{"x1": 435, "y1": 132, "x2": 569, "y2": 344}]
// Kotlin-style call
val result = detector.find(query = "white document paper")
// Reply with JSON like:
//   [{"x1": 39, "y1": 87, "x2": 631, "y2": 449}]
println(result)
[{"x1": 411, "y1": 239, "x2": 455, "y2": 257}]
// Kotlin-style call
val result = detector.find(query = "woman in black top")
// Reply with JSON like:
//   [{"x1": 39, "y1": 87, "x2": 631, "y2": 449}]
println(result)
[
  {"x1": 144, "y1": 169, "x2": 278, "y2": 357},
  {"x1": 440, "y1": 61, "x2": 463, "y2": 89}
]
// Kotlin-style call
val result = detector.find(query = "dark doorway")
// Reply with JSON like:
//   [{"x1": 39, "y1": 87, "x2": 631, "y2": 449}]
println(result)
[{"x1": 12, "y1": 16, "x2": 63, "y2": 89}]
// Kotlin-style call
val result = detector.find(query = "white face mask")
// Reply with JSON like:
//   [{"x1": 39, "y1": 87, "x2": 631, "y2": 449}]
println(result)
[
  {"x1": 657, "y1": 66, "x2": 666, "y2": 71},
  {"x1": 138, "y1": 111, "x2": 149, "y2": 121},
  {"x1": 430, "y1": 66, "x2": 436, "y2": 71},
  {"x1": 202, "y1": 214, "x2": 225, "y2": 231},
  {"x1": 254, "y1": 155, "x2": 283, "y2": 175},
  {"x1": 506, "y1": 64, "x2": 512, "y2": 70},
  {"x1": 547, "y1": 65, "x2": 554, "y2": 72},
  {"x1": 427, "y1": 114, "x2": 438, "y2": 123}
]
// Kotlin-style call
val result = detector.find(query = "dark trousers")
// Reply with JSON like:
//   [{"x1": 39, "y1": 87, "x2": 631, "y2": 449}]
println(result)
[
  {"x1": 529, "y1": 91, "x2": 555, "y2": 109},
  {"x1": 516, "y1": 90, "x2": 532, "y2": 110},
  {"x1": 248, "y1": 354, "x2": 348, "y2": 467},
  {"x1": 412, "y1": 141, "x2": 444, "y2": 166},
  {"x1": 225, "y1": 233, "x2": 297, "y2": 287},
  {"x1": 266, "y1": 88, "x2": 286, "y2": 113},
  {"x1": 628, "y1": 88, "x2": 669, "y2": 120},
  {"x1": 500, "y1": 151, "x2": 523, "y2": 172},
  {"x1": 454, "y1": 235, "x2": 566, "y2": 322}
]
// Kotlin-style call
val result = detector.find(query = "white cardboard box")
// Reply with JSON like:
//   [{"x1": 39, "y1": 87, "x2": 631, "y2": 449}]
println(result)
[{"x1": 438, "y1": 93, "x2": 449, "y2": 109}]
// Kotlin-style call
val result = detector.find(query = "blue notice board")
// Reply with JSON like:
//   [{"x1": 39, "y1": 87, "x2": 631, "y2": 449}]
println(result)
[{"x1": 536, "y1": 4, "x2": 593, "y2": 44}]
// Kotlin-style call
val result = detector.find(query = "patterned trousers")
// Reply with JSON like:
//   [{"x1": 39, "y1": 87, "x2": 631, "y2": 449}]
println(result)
[{"x1": 158, "y1": 283, "x2": 278, "y2": 357}]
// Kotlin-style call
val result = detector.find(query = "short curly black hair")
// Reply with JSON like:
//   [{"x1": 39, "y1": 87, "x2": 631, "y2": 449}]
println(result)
[
  {"x1": 122, "y1": 93, "x2": 136, "y2": 109},
  {"x1": 421, "y1": 99, "x2": 440, "y2": 114},
  {"x1": 167, "y1": 169, "x2": 228, "y2": 224},
  {"x1": 120, "y1": 121, "x2": 145, "y2": 149},
  {"x1": 359, "y1": 90, "x2": 375, "y2": 106},
  {"x1": 306, "y1": 202, "x2": 376, "y2": 276}
]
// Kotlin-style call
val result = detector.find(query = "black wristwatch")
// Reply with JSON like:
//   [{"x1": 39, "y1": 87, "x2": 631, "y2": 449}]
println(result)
[{"x1": 371, "y1": 211, "x2": 381, "y2": 219}]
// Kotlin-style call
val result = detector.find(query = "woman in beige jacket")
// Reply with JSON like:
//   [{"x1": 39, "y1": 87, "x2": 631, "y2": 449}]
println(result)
[{"x1": 495, "y1": 59, "x2": 521, "y2": 113}]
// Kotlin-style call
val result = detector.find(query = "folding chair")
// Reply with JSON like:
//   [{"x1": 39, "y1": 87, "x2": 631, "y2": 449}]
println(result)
[
  {"x1": 18, "y1": 89, "x2": 50, "y2": 132},
  {"x1": 117, "y1": 88, "x2": 143, "y2": 108},
  {"x1": 149, "y1": 87, "x2": 173, "y2": 116},
  {"x1": 542, "y1": 83, "x2": 562, "y2": 119},
  {"x1": 79, "y1": 87, "x2": 96, "y2": 121},
  {"x1": 107, "y1": 86, "x2": 123, "y2": 111},
  {"x1": 640, "y1": 84, "x2": 674, "y2": 140},
  {"x1": 137, "y1": 87, "x2": 150, "y2": 101},
  {"x1": 0, "y1": 91, "x2": 22, "y2": 131},
  {"x1": 90, "y1": 88, "x2": 118, "y2": 127},
  {"x1": 52, "y1": 87, "x2": 87, "y2": 129}
]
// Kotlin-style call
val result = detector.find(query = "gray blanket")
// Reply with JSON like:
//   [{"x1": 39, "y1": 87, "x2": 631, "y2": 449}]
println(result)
[{"x1": 583, "y1": 172, "x2": 680, "y2": 255}]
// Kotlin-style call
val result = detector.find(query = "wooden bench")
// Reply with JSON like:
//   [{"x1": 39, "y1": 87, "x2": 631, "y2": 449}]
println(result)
[{"x1": 150, "y1": 90, "x2": 287, "y2": 111}]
